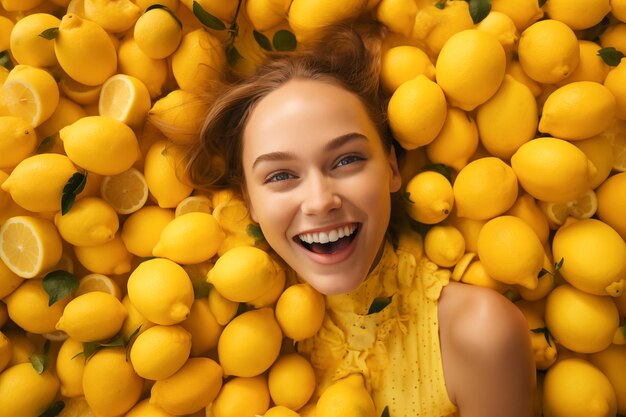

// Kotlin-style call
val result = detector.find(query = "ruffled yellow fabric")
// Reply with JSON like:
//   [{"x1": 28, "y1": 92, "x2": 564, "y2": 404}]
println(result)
[{"x1": 298, "y1": 229, "x2": 459, "y2": 417}]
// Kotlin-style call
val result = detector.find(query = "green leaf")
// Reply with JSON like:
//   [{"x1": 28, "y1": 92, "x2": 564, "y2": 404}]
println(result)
[
  {"x1": 381, "y1": 406, "x2": 390, "y2": 417},
  {"x1": 367, "y1": 294, "x2": 394, "y2": 315},
  {"x1": 43, "y1": 270, "x2": 79, "y2": 306},
  {"x1": 39, "y1": 400, "x2": 65, "y2": 417},
  {"x1": 38, "y1": 27, "x2": 59, "y2": 40},
  {"x1": 401, "y1": 192, "x2": 414, "y2": 204},
  {"x1": 246, "y1": 223, "x2": 265, "y2": 243},
  {"x1": 0, "y1": 50, "x2": 13, "y2": 70},
  {"x1": 553, "y1": 257, "x2": 564, "y2": 274},
  {"x1": 502, "y1": 289, "x2": 516, "y2": 301},
  {"x1": 61, "y1": 171, "x2": 87, "y2": 215},
  {"x1": 530, "y1": 327, "x2": 552, "y2": 347},
  {"x1": 272, "y1": 29, "x2": 297, "y2": 51},
  {"x1": 30, "y1": 353, "x2": 47, "y2": 374},
  {"x1": 468, "y1": 0, "x2": 491, "y2": 24},
  {"x1": 36, "y1": 134, "x2": 57, "y2": 154},
  {"x1": 597, "y1": 47, "x2": 625, "y2": 66},
  {"x1": 538, "y1": 0, "x2": 547, "y2": 6},
  {"x1": 193, "y1": 1, "x2": 226, "y2": 30},
  {"x1": 434, "y1": 0, "x2": 446, "y2": 9},
  {"x1": 538, "y1": 268, "x2": 549, "y2": 278},
  {"x1": 253, "y1": 30, "x2": 272, "y2": 51},
  {"x1": 146, "y1": 4, "x2": 182, "y2": 29},
  {"x1": 225, "y1": 44, "x2": 241, "y2": 67}
]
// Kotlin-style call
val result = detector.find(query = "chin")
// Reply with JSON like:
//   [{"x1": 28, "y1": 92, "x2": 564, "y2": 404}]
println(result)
[{"x1": 299, "y1": 271, "x2": 367, "y2": 296}]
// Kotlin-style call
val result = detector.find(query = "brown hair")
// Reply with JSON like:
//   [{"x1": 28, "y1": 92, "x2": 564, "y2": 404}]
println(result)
[{"x1": 183, "y1": 19, "x2": 392, "y2": 195}]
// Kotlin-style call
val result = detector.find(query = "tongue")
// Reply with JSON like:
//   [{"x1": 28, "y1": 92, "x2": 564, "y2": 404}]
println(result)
[{"x1": 310, "y1": 236, "x2": 351, "y2": 254}]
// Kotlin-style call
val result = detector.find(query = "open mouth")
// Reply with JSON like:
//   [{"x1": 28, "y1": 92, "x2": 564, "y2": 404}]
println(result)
[{"x1": 295, "y1": 223, "x2": 360, "y2": 255}]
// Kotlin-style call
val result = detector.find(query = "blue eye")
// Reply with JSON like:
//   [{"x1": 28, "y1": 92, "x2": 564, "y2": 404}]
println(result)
[
  {"x1": 265, "y1": 171, "x2": 294, "y2": 183},
  {"x1": 336, "y1": 155, "x2": 364, "y2": 167}
]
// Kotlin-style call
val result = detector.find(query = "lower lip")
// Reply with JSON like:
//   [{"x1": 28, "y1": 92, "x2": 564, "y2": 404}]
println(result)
[{"x1": 297, "y1": 227, "x2": 360, "y2": 266}]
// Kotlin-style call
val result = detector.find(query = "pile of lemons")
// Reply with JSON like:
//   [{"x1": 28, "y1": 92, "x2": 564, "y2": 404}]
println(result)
[{"x1": 0, "y1": 0, "x2": 625, "y2": 416}]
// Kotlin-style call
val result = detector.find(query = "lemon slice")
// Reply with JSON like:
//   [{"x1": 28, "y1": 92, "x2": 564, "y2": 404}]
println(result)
[
  {"x1": 100, "y1": 167, "x2": 149, "y2": 215},
  {"x1": 540, "y1": 190, "x2": 598, "y2": 226},
  {"x1": 2, "y1": 65, "x2": 60, "y2": 127},
  {"x1": 175, "y1": 195, "x2": 213, "y2": 217},
  {"x1": 99, "y1": 74, "x2": 152, "y2": 128},
  {"x1": 75, "y1": 273, "x2": 122, "y2": 300},
  {"x1": 0, "y1": 215, "x2": 63, "y2": 278}
]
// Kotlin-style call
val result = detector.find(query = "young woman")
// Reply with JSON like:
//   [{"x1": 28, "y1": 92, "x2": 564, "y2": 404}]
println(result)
[{"x1": 185, "y1": 21, "x2": 535, "y2": 417}]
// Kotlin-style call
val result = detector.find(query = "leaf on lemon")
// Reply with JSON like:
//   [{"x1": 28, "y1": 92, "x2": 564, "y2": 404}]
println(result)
[
  {"x1": 61, "y1": 171, "x2": 87, "y2": 215},
  {"x1": 381, "y1": 406, "x2": 390, "y2": 417},
  {"x1": 73, "y1": 325, "x2": 142, "y2": 361},
  {"x1": 531, "y1": 327, "x2": 553, "y2": 346},
  {"x1": 247, "y1": 223, "x2": 265, "y2": 243},
  {"x1": 367, "y1": 294, "x2": 394, "y2": 315},
  {"x1": 273, "y1": 30, "x2": 297, "y2": 51},
  {"x1": 402, "y1": 192, "x2": 414, "y2": 204},
  {"x1": 553, "y1": 257, "x2": 564, "y2": 274},
  {"x1": 39, "y1": 400, "x2": 65, "y2": 417},
  {"x1": 146, "y1": 4, "x2": 183, "y2": 29},
  {"x1": 193, "y1": 1, "x2": 227, "y2": 30},
  {"x1": 38, "y1": 27, "x2": 59, "y2": 40},
  {"x1": 0, "y1": 50, "x2": 13, "y2": 70},
  {"x1": 597, "y1": 47, "x2": 625, "y2": 66},
  {"x1": 226, "y1": 44, "x2": 241, "y2": 67},
  {"x1": 36, "y1": 134, "x2": 57, "y2": 154},
  {"x1": 43, "y1": 270, "x2": 79, "y2": 306},
  {"x1": 538, "y1": 0, "x2": 547, "y2": 6},
  {"x1": 29, "y1": 340, "x2": 51, "y2": 374},
  {"x1": 434, "y1": 1, "x2": 446, "y2": 9},
  {"x1": 253, "y1": 30, "x2": 272, "y2": 51},
  {"x1": 469, "y1": 0, "x2": 491, "y2": 24}
]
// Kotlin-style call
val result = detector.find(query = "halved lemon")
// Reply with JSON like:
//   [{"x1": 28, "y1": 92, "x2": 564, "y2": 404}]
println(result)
[
  {"x1": 175, "y1": 195, "x2": 213, "y2": 217},
  {"x1": 539, "y1": 189, "x2": 598, "y2": 226},
  {"x1": 100, "y1": 167, "x2": 149, "y2": 215},
  {"x1": 99, "y1": 74, "x2": 152, "y2": 128},
  {"x1": 75, "y1": 273, "x2": 122, "y2": 300},
  {"x1": 0, "y1": 215, "x2": 63, "y2": 278}
]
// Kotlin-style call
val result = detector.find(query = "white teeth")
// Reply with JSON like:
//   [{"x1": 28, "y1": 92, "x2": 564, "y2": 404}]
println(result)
[{"x1": 298, "y1": 224, "x2": 357, "y2": 244}]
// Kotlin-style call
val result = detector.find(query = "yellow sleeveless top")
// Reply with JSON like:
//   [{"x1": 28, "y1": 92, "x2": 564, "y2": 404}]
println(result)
[{"x1": 298, "y1": 229, "x2": 459, "y2": 417}]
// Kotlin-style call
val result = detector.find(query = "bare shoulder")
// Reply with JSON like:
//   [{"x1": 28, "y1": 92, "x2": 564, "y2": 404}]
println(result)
[{"x1": 437, "y1": 282, "x2": 535, "y2": 417}]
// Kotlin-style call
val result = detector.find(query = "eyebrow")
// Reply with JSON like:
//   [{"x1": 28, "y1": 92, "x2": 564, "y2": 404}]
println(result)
[{"x1": 251, "y1": 132, "x2": 368, "y2": 170}]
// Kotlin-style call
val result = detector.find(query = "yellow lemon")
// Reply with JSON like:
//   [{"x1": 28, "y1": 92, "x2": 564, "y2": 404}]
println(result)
[
  {"x1": 58, "y1": 75, "x2": 102, "y2": 105},
  {"x1": 268, "y1": 353, "x2": 316, "y2": 411},
  {"x1": 246, "y1": 0, "x2": 292, "y2": 31},
  {"x1": 53, "y1": 13, "x2": 117, "y2": 86},
  {"x1": 404, "y1": 170, "x2": 453, "y2": 224},
  {"x1": 60, "y1": 115, "x2": 140, "y2": 176},
  {"x1": 208, "y1": 287, "x2": 239, "y2": 326},
  {"x1": 453, "y1": 157, "x2": 518, "y2": 220},
  {"x1": 517, "y1": 19, "x2": 580, "y2": 84},
  {"x1": 511, "y1": 137, "x2": 597, "y2": 203},
  {"x1": 589, "y1": 344, "x2": 626, "y2": 414},
  {"x1": 0, "y1": 16, "x2": 14, "y2": 51},
  {"x1": 411, "y1": 2, "x2": 474, "y2": 57},
  {"x1": 134, "y1": 5, "x2": 182, "y2": 59},
  {"x1": 573, "y1": 134, "x2": 614, "y2": 189},
  {"x1": 211, "y1": 375, "x2": 270, "y2": 417},
  {"x1": 180, "y1": 0, "x2": 238, "y2": 23},
  {"x1": 445, "y1": 212, "x2": 485, "y2": 254},
  {"x1": 129, "y1": 324, "x2": 191, "y2": 380},
  {"x1": 73, "y1": 230, "x2": 131, "y2": 274},
  {"x1": 515, "y1": 299, "x2": 558, "y2": 370},
  {"x1": 75, "y1": 273, "x2": 121, "y2": 300},
  {"x1": 375, "y1": 0, "x2": 418, "y2": 37},
  {"x1": 56, "y1": 292, "x2": 127, "y2": 342},
  {"x1": 0, "y1": 215, "x2": 62, "y2": 279},
  {"x1": 82, "y1": 347, "x2": 144, "y2": 417},
  {"x1": 597, "y1": 172, "x2": 626, "y2": 240},
  {"x1": 264, "y1": 406, "x2": 301, "y2": 417},
  {"x1": 55, "y1": 337, "x2": 86, "y2": 398},
  {"x1": 505, "y1": 193, "x2": 550, "y2": 246},
  {"x1": 0, "y1": 258, "x2": 21, "y2": 299},
  {"x1": 98, "y1": 74, "x2": 151, "y2": 129},
  {"x1": 83, "y1": 0, "x2": 140, "y2": 33},
  {"x1": 275, "y1": 282, "x2": 325, "y2": 341},
  {"x1": 144, "y1": 140, "x2": 193, "y2": 208},
  {"x1": 599, "y1": 22, "x2": 626, "y2": 53},
  {"x1": 604, "y1": 60, "x2": 626, "y2": 121},
  {"x1": 425, "y1": 107, "x2": 478, "y2": 172},
  {"x1": 126, "y1": 398, "x2": 176, "y2": 417},
  {"x1": 612, "y1": 0, "x2": 626, "y2": 22},
  {"x1": 212, "y1": 196, "x2": 258, "y2": 255},
  {"x1": 171, "y1": 28, "x2": 226, "y2": 92},
  {"x1": 150, "y1": 357, "x2": 223, "y2": 415},
  {"x1": 207, "y1": 245, "x2": 283, "y2": 303},
  {"x1": 506, "y1": 59, "x2": 543, "y2": 97},
  {"x1": 175, "y1": 195, "x2": 213, "y2": 217},
  {"x1": 121, "y1": 206, "x2": 175, "y2": 257},
  {"x1": 121, "y1": 294, "x2": 155, "y2": 339},
  {"x1": 539, "y1": 81, "x2": 616, "y2": 141},
  {"x1": 1, "y1": 153, "x2": 76, "y2": 213},
  {"x1": 9, "y1": 13, "x2": 60, "y2": 67},
  {"x1": 557, "y1": 40, "x2": 609, "y2": 86},
  {"x1": 546, "y1": 284, "x2": 620, "y2": 353},
  {"x1": 0, "y1": 116, "x2": 37, "y2": 169},
  {"x1": 100, "y1": 167, "x2": 149, "y2": 215},
  {"x1": 180, "y1": 298, "x2": 223, "y2": 356},
  {"x1": 218, "y1": 307, "x2": 282, "y2": 377},
  {"x1": 543, "y1": 358, "x2": 617, "y2": 417},
  {"x1": 288, "y1": 0, "x2": 367, "y2": 42},
  {"x1": 0, "y1": 330, "x2": 10, "y2": 370},
  {"x1": 249, "y1": 262, "x2": 286, "y2": 308},
  {"x1": 460, "y1": 259, "x2": 510, "y2": 293},
  {"x1": 127, "y1": 257, "x2": 194, "y2": 325},
  {"x1": 476, "y1": 75, "x2": 537, "y2": 159},
  {"x1": 435, "y1": 29, "x2": 506, "y2": 111},
  {"x1": 490, "y1": 0, "x2": 543, "y2": 31},
  {"x1": 424, "y1": 225, "x2": 465, "y2": 268},
  {"x1": 518, "y1": 253, "x2": 556, "y2": 302},
  {"x1": 36, "y1": 97, "x2": 86, "y2": 143},
  {"x1": 380, "y1": 46, "x2": 435, "y2": 95},
  {"x1": 148, "y1": 89, "x2": 209, "y2": 145},
  {"x1": 152, "y1": 212, "x2": 224, "y2": 264},
  {"x1": 387, "y1": 74, "x2": 447, "y2": 149},
  {"x1": 57, "y1": 396, "x2": 96, "y2": 417},
  {"x1": 475, "y1": 11, "x2": 518, "y2": 53},
  {"x1": 117, "y1": 36, "x2": 168, "y2": 99},
  {"x1": 544, "y1": 0, "x2": 611, "y2": 30},
  {"x1": 134, "y1": 0, "x2": 179, "y2": 10},
  {"x1": 477, "y1": 215, "x2": 544, "y2": 289},
  {"x1": 316, "y1": 373, "x2": 376, "y2": 417},
  {"x1": 0, "y1": 362, "x2": 59, "y2": 417},
  {"x1": 539, "y1": 190, "x2": 598, "y2": 227},
  {"x1": 2, "y1": 64, "x2": 59, "y2": 127},
  {"x1": 4, "y1": 278, "x2": 69, "y2": 334},
  {"x1": 552, "y1": 218, "x2": 626, "y2": 297},
  {"x1": 54, "y1": 197, "x2": 119, "y2": 247},
  {"x1": 0, "y1": 0, "x2": 46, "y2": 11}
]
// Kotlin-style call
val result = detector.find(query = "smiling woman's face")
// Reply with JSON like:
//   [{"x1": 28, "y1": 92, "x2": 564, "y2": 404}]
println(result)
[{"x1": 242, "y1": 79, "x2": 401, "y2": 295}]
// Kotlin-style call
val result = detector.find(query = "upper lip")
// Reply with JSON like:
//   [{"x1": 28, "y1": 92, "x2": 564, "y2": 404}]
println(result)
[{"x1": 293, "y1": 222, "x2": 359, "y2": 238}]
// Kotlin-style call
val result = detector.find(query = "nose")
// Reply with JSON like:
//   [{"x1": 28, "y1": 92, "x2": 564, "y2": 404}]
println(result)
[{"x1": 301, "y1": 173, "x2": 341, "y2": 216}]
